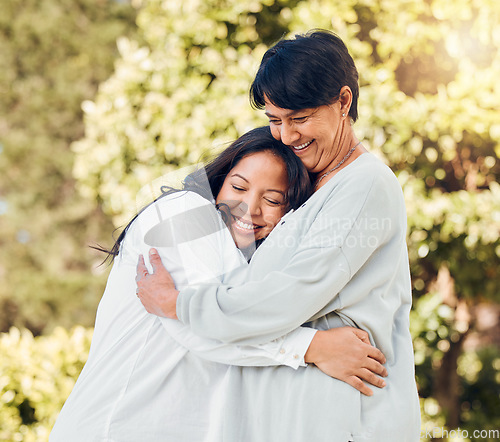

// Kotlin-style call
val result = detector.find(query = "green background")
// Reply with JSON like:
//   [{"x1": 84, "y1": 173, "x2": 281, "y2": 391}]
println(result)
[{"x1": 0, "y1": 0, "x2": 499, "y2": 440}]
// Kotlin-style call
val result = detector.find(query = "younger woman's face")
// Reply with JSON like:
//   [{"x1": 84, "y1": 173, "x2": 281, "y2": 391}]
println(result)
[{"x1": 216, "y1": 151, "x2": 288, "y2": 249}]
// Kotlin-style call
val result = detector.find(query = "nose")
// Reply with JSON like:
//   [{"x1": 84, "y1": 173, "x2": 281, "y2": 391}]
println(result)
[
  {"x1": 239, "y1": 193, "x2": 261, "y2": 218},
  {"x1": 279, "y1": 122, "x2": 300, "y2": 146}
]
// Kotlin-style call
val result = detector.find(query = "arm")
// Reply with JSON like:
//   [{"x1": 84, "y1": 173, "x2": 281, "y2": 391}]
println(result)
[
  {"x1": 137, "y1": 168, "x2": 399, "y2": 392},
  {"x1": 138, "y1": 174, "x2": 394, "y2": 344},
  {"x1": 177, "y1": 246, "x2": 352, "y2": 343},
  {"x1": 189, "y1": 170, "x2": 398, "y2": 346},
  {"x1": 136, "y1": 171, "x2": 397, "y2": 390},
  {"x1": 160, "y1": 316, "x2": 316, "y2": 369},
  {"x1": 140, "y1": 251, "x2": 386, "y2": 386},
  {"x1": 136, "y1": 245, "x2": 351, "y2": 343},
  {"x1": 138, "y1": 249, "x2": 388, "y2": 395},
  {"x1": 129, "y1": 193, "x2": 318, "y2": 370}
]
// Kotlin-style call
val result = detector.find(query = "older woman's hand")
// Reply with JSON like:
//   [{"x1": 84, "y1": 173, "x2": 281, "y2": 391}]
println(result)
[{"x1": 136, "y1": 249, "x2": 179, "y2": 319}]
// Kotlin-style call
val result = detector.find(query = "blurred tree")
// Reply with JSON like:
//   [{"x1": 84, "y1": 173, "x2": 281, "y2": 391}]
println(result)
[
  {"x1": 0, "y1": 326, "x2": 92, "y2": 441},
  {"x1": 71, "y1": 0, "x2": 500, "y2": 437},
  {"x1": 0, "y1": 0, "x2": 138, "y2": 334}
]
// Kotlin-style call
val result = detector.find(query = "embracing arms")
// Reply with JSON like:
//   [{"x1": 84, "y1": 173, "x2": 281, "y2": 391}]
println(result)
[
  {"x1": 134, "y1": 176, "x2": 399, "y2": 394},
  {"x1": 135, "y1": 166, "x2": 405, "y2": 394},
  {"x1": 137, "y1": 249, "x2": 387, "y2": 395}
]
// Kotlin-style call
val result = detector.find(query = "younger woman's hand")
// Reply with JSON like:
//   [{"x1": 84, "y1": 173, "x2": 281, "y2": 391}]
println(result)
[
  {"x1": 304, "y1": 327, "x2": 387, "y2": 396},
  {"x1": 136, "y1": 249, "x2": 179, "y2": 319}
]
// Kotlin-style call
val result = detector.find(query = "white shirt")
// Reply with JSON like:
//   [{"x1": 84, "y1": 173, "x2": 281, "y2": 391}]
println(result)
[{"x1": 50, "y1": 191, "x2": 315, "y2": 442}]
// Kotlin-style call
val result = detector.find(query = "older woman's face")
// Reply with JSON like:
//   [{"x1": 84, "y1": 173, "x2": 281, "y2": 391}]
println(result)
[{"x1": 264, "y1": 99, "x2": 344, "y2": 175}]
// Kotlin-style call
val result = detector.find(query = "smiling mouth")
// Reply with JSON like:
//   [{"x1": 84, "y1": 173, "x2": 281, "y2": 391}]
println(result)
[
  {"x1": 232, "y1": 216, "x2": 263, "y2": 233},
  {"x1": 292, "y1": 140, "x2": 314, "y2": 151}
]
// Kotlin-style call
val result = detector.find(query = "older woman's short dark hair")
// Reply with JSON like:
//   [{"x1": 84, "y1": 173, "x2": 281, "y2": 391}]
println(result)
[{"x1": 250, "y1": 29, "x2": 359, "y2": 122}]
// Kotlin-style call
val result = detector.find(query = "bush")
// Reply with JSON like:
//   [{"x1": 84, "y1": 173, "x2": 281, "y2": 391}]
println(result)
[{"x1": 0, "y1": 327, "x2": 92, "y2": 441}]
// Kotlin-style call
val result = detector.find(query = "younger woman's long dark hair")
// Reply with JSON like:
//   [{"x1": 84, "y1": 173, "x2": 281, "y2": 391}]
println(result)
[{"x1": 96, "y1": 126, "x2": 312, "y2": 263}]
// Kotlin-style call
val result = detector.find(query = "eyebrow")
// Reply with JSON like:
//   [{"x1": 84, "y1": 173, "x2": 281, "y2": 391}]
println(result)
[
  {"x1": 231, "y1": 173, "x2": 249, "y2": 183},
  {"x1": 231, "y1": 173, "x2": 286, "y2": 197},
  {"x1": 267, "y1": 189, "x2": 286, "y2": 197},
  {"x1": 265, "y1": 107, "x2": 317, "y2": 120},
  {"x1": 264, "y1": 109, "x2": 300, "y2": 119}
]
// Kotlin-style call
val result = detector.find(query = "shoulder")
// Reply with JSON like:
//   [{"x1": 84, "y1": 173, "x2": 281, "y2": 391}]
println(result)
[
  {"x1": 126, "y1": 191, "x2": 220, "y2": 247},
  {"x1": 314, "y1": 153, "x2": 405, "y2": 224},
  {"x1": 349, "y1": 153, "x2": 400, "y2": 189},
  {"x1": 148, "y1": 190, "x2": 213, "y2": 213},
  {"x1": 136, "y1": 190, "x2": 216, "y2": 226},
  {"x1": 329, "y1": 153, "x2": 404, "y2": 204},
  {"x1": 347, "y1": 155, "x2": 407, "y2": 232}
]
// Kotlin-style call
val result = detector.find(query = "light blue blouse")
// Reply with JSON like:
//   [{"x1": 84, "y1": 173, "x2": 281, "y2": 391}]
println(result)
[{"x1": 178, "y1": 153, "x2": 421, "y2": 441}]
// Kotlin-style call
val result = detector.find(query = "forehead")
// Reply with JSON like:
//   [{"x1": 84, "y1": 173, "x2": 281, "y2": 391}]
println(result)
[
  {"x1": 263, "y1": 98, "x2": 294, "y2": 116},
  {"x1": 231, "y1": 152, "x2": 287, "y2": 185},
  {"x1": 233, "y1": 151, "x2": 284, "y2": 172},
  {"x1": 263, "y1": 98, "x2": 315, "y2": 117}
]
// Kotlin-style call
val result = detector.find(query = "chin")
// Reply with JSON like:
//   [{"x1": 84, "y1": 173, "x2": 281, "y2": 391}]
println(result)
[
  {"x1": 236, "y1": 232, "x2": 265, "y2": 249},
  {"x1": 235, "y1": 239, "x2": 254, "y2": 250}
]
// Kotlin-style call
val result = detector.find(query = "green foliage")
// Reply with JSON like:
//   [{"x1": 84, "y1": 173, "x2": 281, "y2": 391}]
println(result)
[
  {"x1": 1, "y1": 0, "x2": 498, "y2": 439},
  {"x1": 0, "y1": 0, "x2": 138, "y2": 334},
  {"x1": 459, "y1": 347, "x2": 500, "y2": 436},
  {"x1": 71, "y1": 0, "x2": 499, "y2": 438},
  {"x1": 411, "y1": 293, "x2": 500, "y2": 439},
  {"x1": 0, "y1": 327, "x2": 92, "y2": 442},
  {"x1": 405, "y1": 178, "x2": 500, "y2": 302}
]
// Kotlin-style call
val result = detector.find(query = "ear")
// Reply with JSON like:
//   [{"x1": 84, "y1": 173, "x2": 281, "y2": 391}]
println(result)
[{"x1": 339, "y1": 85, "x2": 353, "y2": 117}]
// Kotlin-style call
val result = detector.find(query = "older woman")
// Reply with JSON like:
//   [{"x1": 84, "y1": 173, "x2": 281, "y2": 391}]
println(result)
[{"x1": 138, "y1": 30, "x2": 420, "y2": 441}]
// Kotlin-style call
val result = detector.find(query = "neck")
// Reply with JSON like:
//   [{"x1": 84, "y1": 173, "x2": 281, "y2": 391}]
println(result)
[{"x1": 315, "y1": 139, "x2": 365, "y2": 190}]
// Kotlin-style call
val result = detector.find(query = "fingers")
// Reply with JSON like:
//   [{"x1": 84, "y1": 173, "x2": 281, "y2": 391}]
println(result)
[
  {"x1": 357, "y1": 367, "x2": 386, "y2": 389},
  {"x1": 346, "y1": 376, "x2": 373, "y2": 397},
  {"x1": 350, "y1": 328, "x2": 387, "y2": 365},
  {"x1": 346, "y1": 368, "x2": 387, "y2": 396},
  {"x1": 365, "y1": 345, "x2": 386, "y2": 365},
  {"x1": 148, "y1": 248, "x2": 165, "y2": 275},
  {"x1": 352, "y1": 328, "x2": 370, "y2": 344},
  {"x1": 364, "y1": 356, "x2": 388, "y2": 377},
  {"x1": 137, "y1": 254, "x2": 146, "y2": 271},
  {"x1": 136, "y1": 255, "x2": 148, "y2": 283},
  {"x1": 136, "y1": 249, "x2": 166, "y2": 281}
]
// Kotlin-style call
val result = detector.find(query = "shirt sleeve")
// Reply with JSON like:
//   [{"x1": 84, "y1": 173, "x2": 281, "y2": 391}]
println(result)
[
  {"x1": 159, "y1": 318, "x2": 316, "y2": 369},
  {"x1": 177, "y1": 240, "x2": 352, "y2": 344},
  {"x1": 125, "y1": 191, "x2": 316, "y2": 368},
  {"x1": 176, "y1": 171, "x2": 400, "y2": 345}
]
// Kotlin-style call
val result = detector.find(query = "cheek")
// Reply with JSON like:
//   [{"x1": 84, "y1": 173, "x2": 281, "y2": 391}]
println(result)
[
  {"x1": 270, "y1": 125, "x2": 281, "y2": 141},
  {"x1": 215, "y1": 193, "x2": 223, "y2": 207},
  {"x1": 215, "y1": 183, "x2": 231, "y2": 205},
  {"x1": 262, "y1": 208, "x2": 285, "y2": 229}
]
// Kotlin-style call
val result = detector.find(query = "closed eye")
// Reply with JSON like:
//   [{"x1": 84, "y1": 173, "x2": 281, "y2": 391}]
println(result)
[
  {"x1": 232, "y1": 185, "x2": 245, "y2": 191},
  {"x1": 292, "y1": 116, "x2": 308, "y2": 123},
  {"x1": 264, "y1": 198, "x2": 282, "y2": 206}
]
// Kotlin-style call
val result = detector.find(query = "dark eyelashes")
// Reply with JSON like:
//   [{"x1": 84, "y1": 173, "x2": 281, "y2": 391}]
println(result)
[
  {"x1": 231, "y1": 185, "x2": 283, "y2": 206},
  {"x1": 268, "y1": 117, "x2": 308, "y2": 124},
  {"x1": 265, "y1": 198, "x2": 282, "y2": 206}
]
